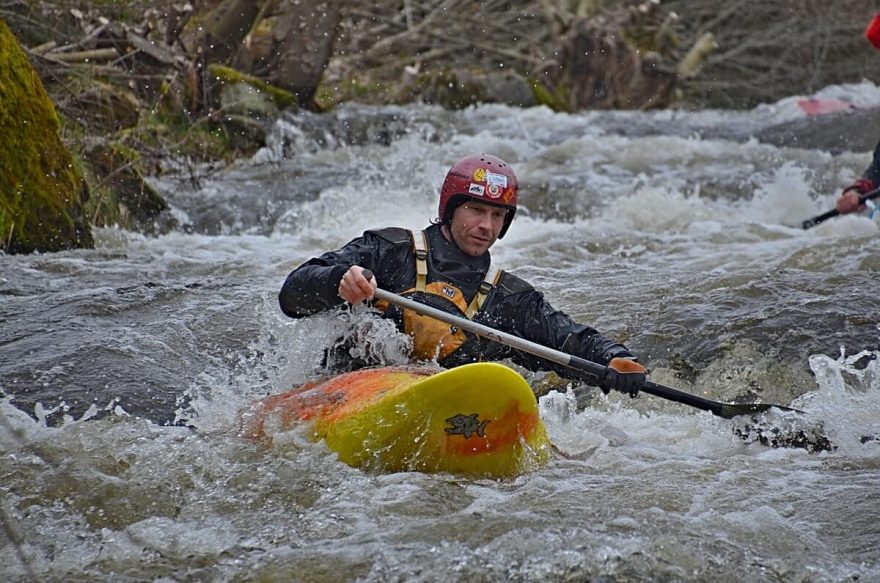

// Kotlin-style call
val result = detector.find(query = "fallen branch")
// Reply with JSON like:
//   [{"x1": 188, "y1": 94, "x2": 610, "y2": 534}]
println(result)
[{"x1": 44, "y1": 48, "x2": 119, "y2": 62}]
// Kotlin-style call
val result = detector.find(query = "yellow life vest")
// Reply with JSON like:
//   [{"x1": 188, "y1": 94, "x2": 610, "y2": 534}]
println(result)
[{"x1": 375, "y1": 230, "x2": 501, "y2": 361}]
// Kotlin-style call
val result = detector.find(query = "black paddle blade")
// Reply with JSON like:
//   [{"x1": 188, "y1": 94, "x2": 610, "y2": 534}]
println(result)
[{"x1": 715, "y1": 402, "x2": 802, "y2": 419}]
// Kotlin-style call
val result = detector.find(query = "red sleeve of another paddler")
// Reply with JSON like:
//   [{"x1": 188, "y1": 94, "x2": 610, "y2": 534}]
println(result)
[{"x1": 844, "y1": 178, "x2": 876, "y2": 196}]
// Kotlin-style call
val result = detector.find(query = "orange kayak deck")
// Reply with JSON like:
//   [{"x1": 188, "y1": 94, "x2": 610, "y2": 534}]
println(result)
[{"x1": 241, "y1": 362, "x2": 551, "y2": 477}]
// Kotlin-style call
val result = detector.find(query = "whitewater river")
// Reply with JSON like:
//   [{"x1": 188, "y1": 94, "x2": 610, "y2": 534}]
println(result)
[{"x1": 2, "y1": 84, "x2": 879, "y2": 581}]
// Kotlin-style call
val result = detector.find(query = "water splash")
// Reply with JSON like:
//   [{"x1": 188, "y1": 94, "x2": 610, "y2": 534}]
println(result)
[
  {"x1": 795, "y1": 348, "x2": 880, "y2": 456},
  {"x1": 748, "y1": 162, "x2": 818, "y2": 225},
  {"x1": 725, "y1": 348, "x2": 880, "y2": 456}
]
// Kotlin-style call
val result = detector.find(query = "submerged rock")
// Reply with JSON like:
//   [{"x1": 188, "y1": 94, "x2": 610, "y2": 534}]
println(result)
[{"x1": 756, "y1": 106, "x2": 880, "y2": 154}]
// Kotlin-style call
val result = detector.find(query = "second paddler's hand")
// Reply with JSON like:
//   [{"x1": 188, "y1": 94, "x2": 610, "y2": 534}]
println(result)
[
  {"x1": 601, "y1": 357, "x2": 647, "y2": 398},
  {"x1": 338, "y1": 266, "x2": 377, "y2": 304},
  {"x1": 836, "y1": 189, "x2": 865, "y2": 215}
]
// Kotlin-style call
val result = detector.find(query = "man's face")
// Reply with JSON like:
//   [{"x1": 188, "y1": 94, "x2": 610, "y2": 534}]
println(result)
[{"x1": 448, "y1": 200, "x2": 508, "y2": 256}]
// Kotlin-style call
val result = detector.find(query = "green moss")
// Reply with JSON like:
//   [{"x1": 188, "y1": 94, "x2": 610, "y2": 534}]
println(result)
[
  {"x1": 530, "y1": 78, "x2": 572, "y2": 113},
  {"x1": 0, "y1": 19, "x2": 93, "y2": 253},
  {"x1": 314, "y1": 77, "x2": 393, "y2": 110},
  {"x1": 207, "y1": 64, "x2": 297, "y2": 110}
]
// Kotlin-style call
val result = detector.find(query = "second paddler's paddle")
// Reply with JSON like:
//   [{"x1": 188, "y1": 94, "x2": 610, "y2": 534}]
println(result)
[
  {"x1": 360, "y1": 270, "x2": 800, "y2": 419},
  {"x1": 801, "y1": 186, "x2": 880, "y2": 229}
]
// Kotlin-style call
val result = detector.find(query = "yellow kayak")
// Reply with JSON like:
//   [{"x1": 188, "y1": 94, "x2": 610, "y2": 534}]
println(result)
[{"x1": 241, "y1": 362, "x2": 550, "y2": 477}]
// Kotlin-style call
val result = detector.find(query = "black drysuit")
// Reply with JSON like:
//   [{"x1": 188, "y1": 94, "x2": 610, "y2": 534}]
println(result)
[
  {"x1": 864, "y1": 139, "x2": 880, "y2": 186},
  {"x1": 849, "y1": 139, "x2": 880, "y2": 191},
  {"x1": 279, "y1": 223, "x2": 635, "y2": 381}
]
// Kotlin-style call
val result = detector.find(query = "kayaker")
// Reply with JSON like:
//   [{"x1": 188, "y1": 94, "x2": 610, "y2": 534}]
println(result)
[
  {"x1": 835, "y1": 13, "x2": 880, "y2": 219},
  {"x1": 279, "y1": 153, "x2": 647, "y2": 398},
  {"x1": 835, "y1": 139, "x2": 880, "y2": 219}
]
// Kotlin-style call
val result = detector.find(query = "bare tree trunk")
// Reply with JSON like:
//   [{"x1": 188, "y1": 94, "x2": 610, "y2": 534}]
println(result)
[
  {"x1": 551, "y1": 15, "x2": 677, "y2": 110},
  {"x1": 265, "y1": 0, "x2": 344, "y2": 107},
  {"x1": 197, "y1": 0, "x2": 267, "y2": 65},
  {"x1": 189, "y1": 0, "x2": 268, "y2": 113}
]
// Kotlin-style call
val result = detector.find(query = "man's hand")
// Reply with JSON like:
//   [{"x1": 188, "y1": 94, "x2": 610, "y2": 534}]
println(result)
[
  {"x1": 601, "y1": 357, "x2": 647, "y2": 398},
  {"x1": 338, "y1": 266, "x2": 377, "y2": 304},
  {"x1": 836, "y1": 189, "x2": 865, "y2": 215}
]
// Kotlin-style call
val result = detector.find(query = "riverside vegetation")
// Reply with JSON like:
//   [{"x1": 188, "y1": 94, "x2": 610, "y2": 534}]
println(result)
[{"x1": 1, "y1": 0, "x2": 878, "y2": 254}]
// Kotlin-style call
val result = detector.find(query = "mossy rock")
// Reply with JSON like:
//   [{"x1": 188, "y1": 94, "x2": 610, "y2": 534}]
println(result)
[
  {"x1": 314, "y1": 76, "x2": 394, "y2": 110},
  {"x1": 530, "y1": 77, "x2": 573, "y2": 113},
  {"x1": 0, "y1": 19, "x2": 93, "y2": 254},
  {"x1": 206, "y1": 63, "x2": 297, "y2": 111}
]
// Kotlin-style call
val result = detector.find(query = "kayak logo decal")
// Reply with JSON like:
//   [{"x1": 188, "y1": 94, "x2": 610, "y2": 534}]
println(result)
[{"x1": 445, "y1": 413, "x2": 489, "y2": 438}]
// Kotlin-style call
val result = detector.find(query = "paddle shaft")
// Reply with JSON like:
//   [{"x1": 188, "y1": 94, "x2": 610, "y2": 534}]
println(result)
[
  {"x1": 364, "y1": 274, "x2": 795, "y2": 418},
  {"x1": 801, "y1": 187, "x2": 880, "y2": 229}
]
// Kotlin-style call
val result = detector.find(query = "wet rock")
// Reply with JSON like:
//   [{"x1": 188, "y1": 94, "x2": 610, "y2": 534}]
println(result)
[
  {"x1": 755, "y1": 107, "x2": 880, "y2": 154},
  {"x1": 479, "y1": 72, "x2": 536, "y2": 108}
]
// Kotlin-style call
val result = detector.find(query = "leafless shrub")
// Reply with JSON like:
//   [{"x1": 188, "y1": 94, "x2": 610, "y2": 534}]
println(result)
[
  {"x1": 329, "y1": 0, "x2": 880, "y2": 108},
  {"x1": 663, "y1": 0, "x2": 880, "y2": 107}
]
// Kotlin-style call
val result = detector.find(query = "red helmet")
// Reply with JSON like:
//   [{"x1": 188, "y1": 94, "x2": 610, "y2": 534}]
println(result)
[
  {"x1": 438, "y1": 154, "x2": 518, "y2": 238},
  {"x1": 866, "y1": 13, "x2": 880, "y2": 49}
]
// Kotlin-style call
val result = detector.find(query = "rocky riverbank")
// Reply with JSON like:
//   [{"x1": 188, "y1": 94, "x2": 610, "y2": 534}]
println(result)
[{"x1": 2, "y1": 0, "x2": 879, "y2": 254}]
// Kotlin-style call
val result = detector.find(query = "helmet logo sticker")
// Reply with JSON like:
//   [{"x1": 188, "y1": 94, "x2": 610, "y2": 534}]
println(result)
[
  {"x1": 468, "y1": 183, "x2": 485, "y2": 196},
  {"x1": 441, "y1": 285, "x2": 456, "y2": 299},
  {"x1": 472, "y1": 168, "x2": 487, "y2": 182},
  {"x1": 485, "y1": 171, "x2": 507, "y2": 199},
  {"x1": 485, "y1": 171, "x2": 508, "y2": 188}
]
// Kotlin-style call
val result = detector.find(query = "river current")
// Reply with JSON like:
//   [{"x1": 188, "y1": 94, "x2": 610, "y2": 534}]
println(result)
[{"x1": 2, "y1": 83, "x2": 879, "y2": 581}]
